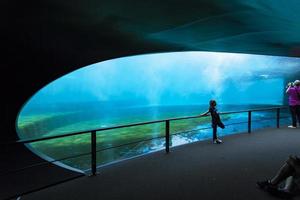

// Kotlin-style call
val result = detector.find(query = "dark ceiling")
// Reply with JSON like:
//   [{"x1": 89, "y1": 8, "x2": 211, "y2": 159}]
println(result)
[{"x1": 1, "y1": 0, "x2": 300, "y2": 140}]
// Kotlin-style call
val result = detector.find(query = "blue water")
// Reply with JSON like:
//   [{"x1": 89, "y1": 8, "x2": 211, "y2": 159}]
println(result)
[
  {"x1": 18, "y1": 103, "x2": 288, "y2": 138},
  {"x1": 16, "y1": 51, "x2": 299, "y2": 170},
  {"x1": 18, "y1": 103, "x2": 291, "y2": 171},
  {"x1": 88, "y1": 104, "x2": 291, "y2": 170}
]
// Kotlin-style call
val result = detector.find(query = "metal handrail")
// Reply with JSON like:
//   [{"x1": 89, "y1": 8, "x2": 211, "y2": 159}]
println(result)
[
  {"x1": 13, "y1": 106, "x2": 288, "y2": 145},
  {"x1": 1, "y1": 106, "x2": 290, "y2": 200},
  {"x1": 6, "y1": 113, "x2": 291, "y2": 176},
  {"x1": 15, "y1": 120, "x2": 166, "y2": 144},
  {"x1": 2, "y1": 106, "x2": 289, "y2": 174}
]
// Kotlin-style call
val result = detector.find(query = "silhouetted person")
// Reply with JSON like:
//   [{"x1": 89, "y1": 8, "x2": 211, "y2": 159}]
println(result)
[
  {"x1": 200, "y1": 100, "x2": 225, "y2": 144},
  {"x1": 286, "y1": 80, "x2": 300, "y2": 128},
  {"x1": 257, "y1": 155, "x2": 300, "y2": 198}
]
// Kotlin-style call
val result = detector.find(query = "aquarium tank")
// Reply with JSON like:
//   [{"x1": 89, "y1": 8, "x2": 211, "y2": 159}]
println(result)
[{"x1": 17, "y1": 51, "x2": 300, "y2": 172}]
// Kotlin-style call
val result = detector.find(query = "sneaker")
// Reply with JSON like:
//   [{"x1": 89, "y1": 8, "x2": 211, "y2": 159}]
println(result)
[
  {"x1": 213, "y1": 139, "x2": 222, "y2": 144},
  {"x1": 288, "y1": 125, "x2": 297, "y2": 128},
  {"x1": 257, "y1": 180, "x2": 280, "y2": 194},
  {"x1": 257, "y1": 180, "x2": 274, "y2": 189}
]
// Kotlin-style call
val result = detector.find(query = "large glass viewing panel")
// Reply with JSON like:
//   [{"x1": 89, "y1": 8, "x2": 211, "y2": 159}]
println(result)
[{"x1": 17, "y1": 52, "x2": 300, "y2": 171}]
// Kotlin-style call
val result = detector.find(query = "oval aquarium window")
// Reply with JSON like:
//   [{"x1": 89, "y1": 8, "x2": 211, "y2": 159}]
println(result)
[{"x1": 16, "y1": 51, "x2": 300, "y2": 172}]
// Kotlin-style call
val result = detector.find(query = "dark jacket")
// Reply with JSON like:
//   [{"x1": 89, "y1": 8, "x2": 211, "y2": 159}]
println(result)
[{"x1": 209, "y1": 107, "x2": 225, "y2": 128}]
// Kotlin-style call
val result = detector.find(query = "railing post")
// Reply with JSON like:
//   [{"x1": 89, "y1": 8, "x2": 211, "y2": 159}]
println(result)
[
  {"x1": 276, "y1": 108, "x2": 280, "y2": 128},
  {"x1": 248, "y1": 111, "x2": 252, "y2": 133},
  {"x1": 165, "y1": 120, "x2": 170, "y2": 153},
  {"x1": 91, "y1": 131, "x2": 97, "y2": 176}
]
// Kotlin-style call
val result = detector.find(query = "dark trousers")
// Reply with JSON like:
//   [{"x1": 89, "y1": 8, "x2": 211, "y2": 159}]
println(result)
[
  {"x1": 212, "y1": 125, "x2": 217, "y2": 140},
  {"x1": 289, "y1": 105, "x2": 300, "y2": 127}
]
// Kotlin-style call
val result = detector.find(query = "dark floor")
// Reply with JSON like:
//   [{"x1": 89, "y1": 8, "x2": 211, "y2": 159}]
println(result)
[
  {"x1": 18, "y1": 127, "x2": 300, "y2": 200},
  {"x1": 0, "y1": 143, "x2": 82, "y2": 200}
]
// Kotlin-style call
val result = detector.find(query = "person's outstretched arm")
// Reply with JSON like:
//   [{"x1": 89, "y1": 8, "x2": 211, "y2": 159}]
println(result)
[
  {"x1": 286, "y1": 83, "x2": 292, "y2": 94},
  {"x1": 199, "y1": 110, "x2": 209, "y2": 117}
]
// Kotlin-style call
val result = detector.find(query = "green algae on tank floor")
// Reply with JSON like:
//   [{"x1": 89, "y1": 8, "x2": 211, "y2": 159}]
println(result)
[
  {"x1": 29, "y1": 115, "x2": 214, "y2": 171},
  {"x1": 17, "y1": 111, "x2": 83, "y2": 138}
]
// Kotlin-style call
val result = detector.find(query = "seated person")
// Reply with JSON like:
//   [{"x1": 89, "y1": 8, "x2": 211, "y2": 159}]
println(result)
[{"x1": 257, "y1": 155, "x2": 300, "y2": 198}]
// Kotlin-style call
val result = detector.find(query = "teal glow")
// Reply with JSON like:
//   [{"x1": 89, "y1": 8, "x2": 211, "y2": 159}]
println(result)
[
  {"x1": 22, "y1": 51, "x2": 299, "y2": 109},
  {"x1": 16, "y1": 51, "x2": 300, "y2": 171}
]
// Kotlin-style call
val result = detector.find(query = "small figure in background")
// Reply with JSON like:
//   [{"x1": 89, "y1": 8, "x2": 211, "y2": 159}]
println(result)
[
  {"x1": 200, "y1": 100, "x2": 225, "y2": 144},
  {"x1": 286, "y1": 80, "x2": 300, "y2": 128}
]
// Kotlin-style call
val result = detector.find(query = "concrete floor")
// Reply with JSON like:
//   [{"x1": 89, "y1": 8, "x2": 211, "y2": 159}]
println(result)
[{"x1": 18, "y1": 127, "x2": 300, "y2": 200}]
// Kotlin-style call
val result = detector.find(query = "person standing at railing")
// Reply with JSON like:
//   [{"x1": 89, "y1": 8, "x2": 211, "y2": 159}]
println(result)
[
  {"x1": 200, "y1": 100, "x2": 225, "y2": 144},
  {"x1": 286, "y1": 80, "x2": 300, "y2": 128}
]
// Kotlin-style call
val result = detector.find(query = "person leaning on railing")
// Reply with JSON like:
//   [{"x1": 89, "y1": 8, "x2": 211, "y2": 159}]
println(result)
[
  {"x1": 199, "y1": 100, "x2": 225, "y2": 144},
  {"x1": 286, "y1": 80, "x2": 300, "y2": 128}
]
